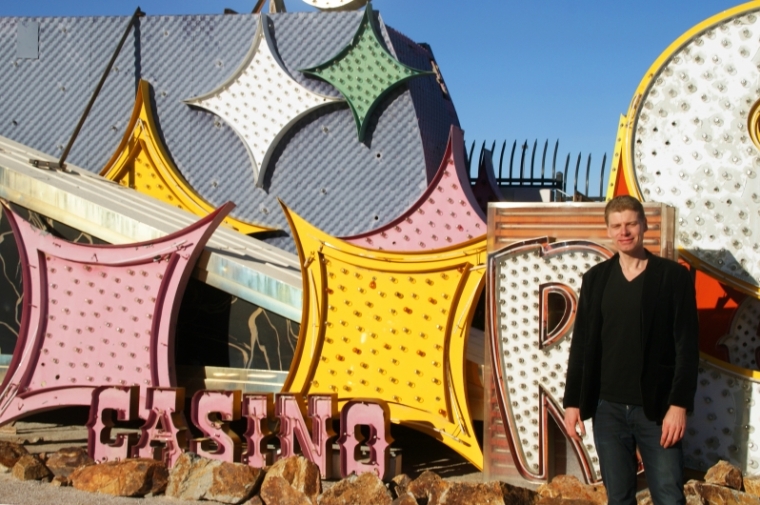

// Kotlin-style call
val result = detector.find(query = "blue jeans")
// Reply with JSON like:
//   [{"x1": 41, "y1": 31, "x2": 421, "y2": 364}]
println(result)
[{"x1": 593, "y1": 400, "x2": 685, "y2": 505}]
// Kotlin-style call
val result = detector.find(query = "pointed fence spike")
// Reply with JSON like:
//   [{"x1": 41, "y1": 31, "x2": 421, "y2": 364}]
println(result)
[
  {"x1": 479, "y1": 141, "x2": 486, "y2": 172},
  {"x1": 509, "y1": 140, "x2": 517, "y2": 179},
  {"x1": 499, "y1": 141, "x2": 507, "y2": 181},
  {"x1": 477, "y1": 138, "x2": 607, "y2": 198},
  {"x1": 552, "y1": 140, "x2": 559, "y2": 180},
  {"x1": 585, "y1": 154, "x2": 592, "y2": 197},
  {"x1": 467, "y1": 140, "x2": 475, "y2": 172},
  {"x1": 519, "y1": 141, "x2": 528, "y2": 180},
  {"x1": 541, "y1": 140, "x2": 548, "y2": 179}
]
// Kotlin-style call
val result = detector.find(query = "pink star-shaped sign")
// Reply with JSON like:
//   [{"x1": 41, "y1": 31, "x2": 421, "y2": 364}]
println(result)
[
  {"x1": 0, "y1": 201, "x2": 233, "y2": 425},
  {"x1": 342, "y1": 126, "x2": 485, "y2": 251}
]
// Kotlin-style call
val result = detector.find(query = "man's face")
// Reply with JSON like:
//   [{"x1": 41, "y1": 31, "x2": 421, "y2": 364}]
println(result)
[{"x1": 606, "y1": 209, "x2": 647, "y2": 255}]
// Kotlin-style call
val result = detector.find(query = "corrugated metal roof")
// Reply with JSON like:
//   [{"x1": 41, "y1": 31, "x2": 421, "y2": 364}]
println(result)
[{"x1": 0, "y1": 11, "x2": 458, "y2": 254}]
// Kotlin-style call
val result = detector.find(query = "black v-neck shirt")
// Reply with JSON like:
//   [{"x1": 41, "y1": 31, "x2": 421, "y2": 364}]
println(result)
[{"x1": 599, "y1": 261, "x2": 646, "y2": 405}]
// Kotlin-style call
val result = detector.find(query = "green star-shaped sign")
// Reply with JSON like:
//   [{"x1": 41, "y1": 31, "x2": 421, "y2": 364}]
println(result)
[{"x1": 301, "y1": 2, "x2": 433, "y2": 141}]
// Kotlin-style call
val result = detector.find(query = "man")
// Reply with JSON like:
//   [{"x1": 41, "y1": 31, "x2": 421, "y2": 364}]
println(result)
[{"x1": 563, "y1": 195, "x2": 699, "y2": 505}]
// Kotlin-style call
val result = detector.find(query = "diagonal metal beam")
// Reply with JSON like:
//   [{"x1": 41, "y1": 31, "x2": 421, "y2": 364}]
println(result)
[{"x1": 3, "y1": 136, "x2": 303, "y2": 321}]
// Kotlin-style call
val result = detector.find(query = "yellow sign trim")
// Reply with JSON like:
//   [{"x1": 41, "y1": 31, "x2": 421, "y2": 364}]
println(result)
[{"x1": 101, "y1": 80, "x2": 274, "y2": 235}]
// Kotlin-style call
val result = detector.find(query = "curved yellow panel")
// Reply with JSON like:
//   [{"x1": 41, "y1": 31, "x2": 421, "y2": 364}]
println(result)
[
  {"x1": 281, "y1": 202, "x2": 486, "y2": 469},
  {"x1": 100, "y1": 80, "x2": 274, "y2": 235},
  {"x1": 605, "y1": 114, "x2": 628, "y2": 201},
  {"x1": 700, "y1": 351, "x2": 760, "y2": 379}
]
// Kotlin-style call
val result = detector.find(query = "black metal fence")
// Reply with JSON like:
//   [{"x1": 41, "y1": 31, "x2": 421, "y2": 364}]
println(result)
[{"x1": 466, "y1": 139, "x2": 609, "y2": 201}]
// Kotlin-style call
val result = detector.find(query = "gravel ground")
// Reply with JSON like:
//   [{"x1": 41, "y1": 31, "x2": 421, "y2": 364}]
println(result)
[{"x1": 0, "y1": 474, "x2": 211, "y2": 505}]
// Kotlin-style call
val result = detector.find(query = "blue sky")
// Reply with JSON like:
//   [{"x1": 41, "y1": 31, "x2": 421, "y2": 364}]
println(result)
[{"x1": 0, "y1": 0, "x2": 744, "y2": 194}]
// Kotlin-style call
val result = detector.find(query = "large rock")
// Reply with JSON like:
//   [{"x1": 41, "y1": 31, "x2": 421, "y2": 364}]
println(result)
[
  {"x1": 705, "y1": 460, "x2": 743, "y2": 490},
  {"x1": 391, "y1": 493, "x2": 418, "y2": 505},
  {"x1": 45, "y1": 446, "x2": 94, "y2": 481},
  {"x1": 166, "y1": 452, "x2": 262, "y2": 504},
  {"x1": 535, "y1": 499, "x2": 601, "y2": 505},
  {"x1": 51, "y1": 475, "x2": 70, "y2": 487},
  {"x1": 208, "y1": 459, "x2": 263, "y2": 504},
  {"x1": 11, "y1": 454, "x2": 51, "y2": 481},
  {"x1": 636, "y1": 489, "x2": 652, "y2": 505},
  {"x1": 390, "y1": 474, "x2": 412, "y2": 498},
  {"x1": 537, "y1": 475, "x2": 607, "y2": 505},
  {"x1": 437, "y1": 481, "x2": 503, "y2": 505},
  {"x1": 684, "y1": 479, "x2": 760, "y2": 505},
  {"x1": 259, "y1": 475, "x2": 313, "y2": 505},
  {"x1": 685, "y1": 489, "x2": 703, "y2": 505},
  {"x1": 70, "y1": 458, "x2": 168, "y2": 497},
  {"x1": 0, "y1": 441, "x2": 28, "y2": 468},
  {"x1": 745, "y1": 475, "x2": 760, "y2": 498},
  {"x1": 407, "y1": 470, "x2": 450, "y2": 504},
  {"x1": 637, "y1": 489, "x2": 700, "y2": 505},
  {"x1": 501, "y1": 481, "x2": 539, "y2": 504},
  {"x1": 262, "y1": 456, "x2": 321, "y2": 503},
  {"x1": 318, "y1": 472, "x2": 392, "y2": 505}
]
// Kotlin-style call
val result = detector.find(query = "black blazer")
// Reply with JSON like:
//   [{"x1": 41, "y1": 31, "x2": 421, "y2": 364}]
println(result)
[{"x1": 563, "y1": 251, "x2": 699, "y2": 422}]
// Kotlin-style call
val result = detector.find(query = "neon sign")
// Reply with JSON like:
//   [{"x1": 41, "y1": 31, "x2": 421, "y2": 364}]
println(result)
[{"x1": 88, "y1": 387, "x2": 392, "y2": 479}]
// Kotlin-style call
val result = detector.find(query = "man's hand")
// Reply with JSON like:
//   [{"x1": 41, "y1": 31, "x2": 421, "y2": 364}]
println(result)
[
  {"x1": 563, "y1": 407, "x2": 586, "y2": 441},
  {"x1": 660, "y1": 405, "x2": 687, "y2": 448}
]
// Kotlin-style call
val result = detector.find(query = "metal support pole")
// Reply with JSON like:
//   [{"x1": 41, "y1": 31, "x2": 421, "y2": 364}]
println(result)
[
  {"x1": 31, "y1": 7, "x2": 145, "y2": 170},
  {"x1": 252, "y1": 0, "x2": 266, "y2": 13}
]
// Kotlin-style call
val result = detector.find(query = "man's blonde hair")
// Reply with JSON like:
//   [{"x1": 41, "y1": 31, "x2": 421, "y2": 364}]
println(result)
[{"x1": 604, "y1": 195, "x2": 646, "y2": 225}]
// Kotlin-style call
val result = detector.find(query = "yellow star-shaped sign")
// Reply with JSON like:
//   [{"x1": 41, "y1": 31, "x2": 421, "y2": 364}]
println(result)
[
  {"x1": 101, "y1": 79, "x2": 274, "y2": 235},
  {"x1": 281, "y1": 203, "x2": 486, "y2": 468}
]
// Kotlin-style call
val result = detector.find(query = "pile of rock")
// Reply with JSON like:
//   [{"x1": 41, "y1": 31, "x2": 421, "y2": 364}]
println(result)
[
  {"x1": 0, "y1": 441, "x2": 91, "y2": 486},
  {"x1": 4, "y1": 439, "x2": 760, "y2": 505},
  {"x1": 678, "y1": 460, "x2": 760, "y2": 505},
  {"x1": 641, "y1": 459, "x2": 760, "y2": 504},
  {"x1": 535, "y1": 460, "x2": 760, "y2": 505},
  {"x1": 391, "y1": 470, "x2": 535, "y2": 505},
  {"x1": 535, "y1": 474, "x2": 607, "y2": 504},
  {"x1": 0, "y1": 439, "x2": 538, "y2": 504}
]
